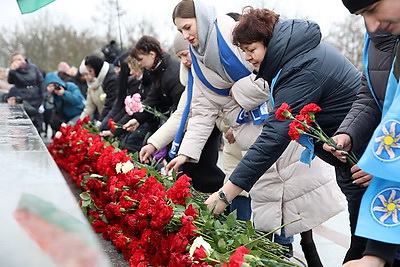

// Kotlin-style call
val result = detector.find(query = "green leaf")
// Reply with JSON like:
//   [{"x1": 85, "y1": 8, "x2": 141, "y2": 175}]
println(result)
[
  {"x1": 89, "y1": 174, "x2": 104, "y2": 179},
  {"x1": 82, "y1": 199, "x2": 91, "y2": 206},
  {"x1": 225, "y1": 211, "x2": 237, "y2": 228},
  {"x1": 217, "y1": 238, "x2": 227, "y2": 252},
  {"x1": 80, "y1": 192, "x2": 91, "y2": 200}
]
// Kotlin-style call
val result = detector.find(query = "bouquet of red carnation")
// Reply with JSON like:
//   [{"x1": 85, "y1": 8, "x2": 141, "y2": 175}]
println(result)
[{"x1": 276, "y1": 102, "x2": 358, "y2": 165}]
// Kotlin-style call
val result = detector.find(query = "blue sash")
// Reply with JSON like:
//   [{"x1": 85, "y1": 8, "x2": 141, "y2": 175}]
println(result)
[
  {"x1": 236, "y1": 102, "x2": 269, "y2": 125},
  {"x1": 270, "y1": 69, "x2": 315, "y2": 165},
  {"x1": 355, "y1": 35, "x2": 400, "y2": 245},
  {"x1": 168, "y1": 70, "x2": 194, "y2": 158},
  {"x1": 358, "y1": 47, "x2": 400, "y2": 181},
  {"x1": 190, "y1": 47, "x2": 231, "y2": 96}
]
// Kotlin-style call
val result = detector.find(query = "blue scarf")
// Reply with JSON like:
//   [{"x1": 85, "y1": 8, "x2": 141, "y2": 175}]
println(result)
[
  {"x1": 168, "y1": 70, "x2": 194, "y2": 158},
  {"x1": 191, "y1": 20, "x2": 268, "y2": 125}
]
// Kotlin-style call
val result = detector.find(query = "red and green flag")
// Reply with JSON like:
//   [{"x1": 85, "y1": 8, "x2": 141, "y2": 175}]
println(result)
[{"x1": 17, "y1": 0, "x2": 56, "y2": 14}]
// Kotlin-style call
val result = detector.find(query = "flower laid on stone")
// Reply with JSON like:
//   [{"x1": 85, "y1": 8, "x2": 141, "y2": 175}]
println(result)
[{"x1": 46, "y1": 119, "x2": 300, "y2": 267}]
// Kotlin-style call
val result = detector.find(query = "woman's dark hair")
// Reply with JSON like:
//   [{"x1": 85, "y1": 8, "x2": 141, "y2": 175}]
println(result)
[
  {"x1": 85, "y1": 55, "x2": 104, "y2": 77},
  {"x1": 130, "y1": 35, "x2": 163, "y2": 60},
  {"x1": 232, "y1": 7, "x2": 280, "y2": 47},
  {"x1": 172, "y1": 0, "x2": 195, "y2": 24}
]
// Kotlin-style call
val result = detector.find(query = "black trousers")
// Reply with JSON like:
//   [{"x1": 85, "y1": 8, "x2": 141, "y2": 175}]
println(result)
[{"x1": 180, "y1": 126, "x2": 225, "y2": 193}]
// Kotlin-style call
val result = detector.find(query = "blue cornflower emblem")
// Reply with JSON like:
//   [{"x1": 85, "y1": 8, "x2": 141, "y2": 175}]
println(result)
[
  {"x1": 373, "y1": 120, "x2": 400, "y2": 161},
  {"x1": 371, "y1": 187, "x2": 400, "y2": 226}
]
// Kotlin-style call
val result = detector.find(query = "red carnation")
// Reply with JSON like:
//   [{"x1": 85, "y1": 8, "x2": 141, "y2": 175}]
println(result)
[
  {"x1": 184, "y1": 204, "x2": 199, "y2": 220},
  {"x1": 300, "y1": 103, "x2": 321, "y2": 115},
  {"x1": 192, "y1": 246, "x2": 208, "y2": 262},
  {"x1": 288, "y1": 121, "x2": 302, "y2": 140},
  {"x1": 227, "y1": 246, "x2": 250, "y2": 267},
  {"x1": 275, "y1": 102, "x2": 292, "y2": 120},
  {"x1": 107, "y1": 118, "x2": 116, "y2": 131},
  {"x1": 295, "y1": 114, "x2": 313, "y2": 126},
  {"x1": 92, "y1": 220, "x2": 109, "y2": 233}
]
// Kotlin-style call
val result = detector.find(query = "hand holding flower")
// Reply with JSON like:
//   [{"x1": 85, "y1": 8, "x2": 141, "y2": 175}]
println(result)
[
  {"x1": 205, "y1": 192, "x2": 229, "y2": 215},
  {"x1": 139, "y1": 144, "x2": 156, "y2": 163},
  {"x1": 276, "y1": 102, "x2": 358, "y2": 166},
  {"x1": 323, "y1": 132, "x2": 372, "y2": 186},
  {"x1": 322, "y1": 133, "x2": 353, "y2": 163},
  {"x1": 99, "y1": 130, "x2": 114, "y2": 137},
  {"x1": 165, "y1": 154, "x2": 188, "y2": 174},
  {"x1": 123, "y1": 118, "x2": 139, "y2": 132},
  {"x1": 124, "y1": 93, "x2": 168, "y2": 122},
  {"x1": 204, "y1": 181, "x2": 244, "y2": 215}
]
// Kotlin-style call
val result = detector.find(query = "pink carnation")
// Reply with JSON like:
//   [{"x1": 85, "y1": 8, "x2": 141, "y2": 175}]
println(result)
[{"x1": 125, "y1": 93, "x2": 143, "y2": 115}]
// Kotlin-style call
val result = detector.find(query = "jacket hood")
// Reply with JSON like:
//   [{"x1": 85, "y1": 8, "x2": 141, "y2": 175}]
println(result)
[
  {"x1": 258, "y1": 19, "x2": 321, "y2": 82},
  {"x1": 45, "y1": 72, "x2": 66, "y2": 87}
]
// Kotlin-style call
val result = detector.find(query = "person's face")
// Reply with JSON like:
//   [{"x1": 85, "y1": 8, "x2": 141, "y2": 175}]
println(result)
[
  {"x1": 86, "y1": 65, "x2": 96, "y2": 78},
  {"x1": 128, "y1": 64, "x2": 143, "y2": 79},
  {"x1": 12, "y1": 54, "x2": 26, "y2": 68},
  {"x1": 136, "y1": 51, "x2": 156, "y2": 70},
  {"x1": 0, "y1": 70, "x2": 6, "y2": 80},
  {"x1": 47, "y1": 83, "x2": 56, "y2": 93},
  {"x1": 358, "y1": 0, "x2": 400, "y2": 35},
  {"x1": 176, "y1": 49, "x2": 192, "y2": 68},
  {"x1": 239, "y1": 41, "x2": 267, "y2": 72},
  {"x1": 83, "y1": 73, "x2": 93, "y2": 82},
  {"x1": 174, "y1": 18, "x2": 199, "y2": 47}
]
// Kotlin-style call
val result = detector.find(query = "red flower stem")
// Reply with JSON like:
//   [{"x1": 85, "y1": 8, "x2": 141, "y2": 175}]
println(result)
[{"x1": 294, "y1": 118, "x2": 358, "y2": 166}]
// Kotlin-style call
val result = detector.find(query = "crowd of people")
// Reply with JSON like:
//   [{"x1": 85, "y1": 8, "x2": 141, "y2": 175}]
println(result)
[{"x1": 3, "y1": 0, "x2": 399, "y2": 266}]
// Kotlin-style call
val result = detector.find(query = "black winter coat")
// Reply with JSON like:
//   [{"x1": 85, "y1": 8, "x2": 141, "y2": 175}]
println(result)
[
  {"x1": 132, "y1": 52, "x2": 184, "y2": 125},
  {"x1": 229, "y1": 19, "x2": 362, "y2": 191},
  {"x1": 336, "y1": 31, "x2": 398, "y2": 151},
  {"x1": 7, "y1": 61, "x2": 45, "y2": 109},
  {"x1": 99, "y1": 66, "x2": 118, "y2": 121}
]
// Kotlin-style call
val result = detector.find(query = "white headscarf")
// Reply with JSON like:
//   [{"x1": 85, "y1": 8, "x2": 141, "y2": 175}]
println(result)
[{"x1": 190, "y1": 0, "x2": 231, "y2": 82}]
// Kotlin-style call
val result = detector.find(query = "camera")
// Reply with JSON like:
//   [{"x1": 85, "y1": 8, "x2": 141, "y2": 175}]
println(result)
[
  {"x1": 54, "y1": 83, "x2": 61, "y2": 91},
  {"x1": 15, "y1": 96, "x2": 23, "y2": 104}
]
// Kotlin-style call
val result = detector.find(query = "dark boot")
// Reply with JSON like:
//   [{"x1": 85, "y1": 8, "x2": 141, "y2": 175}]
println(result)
[
  {"x1": 281, "y1": 243, "x2": 293, "y2": 258},
  {"x1": 301, "y1": 241, "x2": 323, "y2": 267}
]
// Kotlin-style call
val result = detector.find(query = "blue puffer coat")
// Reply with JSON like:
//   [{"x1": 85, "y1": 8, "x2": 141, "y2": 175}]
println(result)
[
  {"x1": 44, "y1": 72, "x2": 85, "y2": 122},
  {"x1": 229, "y1": 19, "x2": 362, "y2": 191}
]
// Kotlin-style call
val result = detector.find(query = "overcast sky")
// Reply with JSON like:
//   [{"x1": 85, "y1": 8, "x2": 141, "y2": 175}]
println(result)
[{"x1": 2, "y1": 0, "x2": 357, "y2": 46}]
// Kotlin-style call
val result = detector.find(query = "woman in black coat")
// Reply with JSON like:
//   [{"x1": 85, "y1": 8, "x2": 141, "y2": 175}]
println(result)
[
  {"x1": 121, "y1": 35, "x2": 185, "y2": 153},
  {"x1": 204, "y1": 7, "x2": 396, "y2": 266}
]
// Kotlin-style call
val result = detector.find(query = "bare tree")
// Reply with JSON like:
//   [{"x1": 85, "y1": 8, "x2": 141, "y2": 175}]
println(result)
[
  {"x1": 0, "y1": 12, "x2": 104, "y2": 72},
  {"x1": 123, "y1": 18, "x2": 160, "y2": 51},
  {"x1": 323, "y1": 16, "x2": 365, "y2": 71},
  {"x1": 92, "y1": 0, "x2": 126, "y2": 48}
]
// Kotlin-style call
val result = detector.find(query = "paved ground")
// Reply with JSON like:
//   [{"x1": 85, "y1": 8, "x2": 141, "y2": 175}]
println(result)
[{"x1": 291, "y1": 210, "x2": 350, "y2": 266}]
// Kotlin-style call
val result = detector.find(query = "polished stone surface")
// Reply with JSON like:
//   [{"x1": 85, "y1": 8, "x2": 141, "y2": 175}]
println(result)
[{"x1": 0, "y1": 104, "x2": 110, "y2": 267}]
